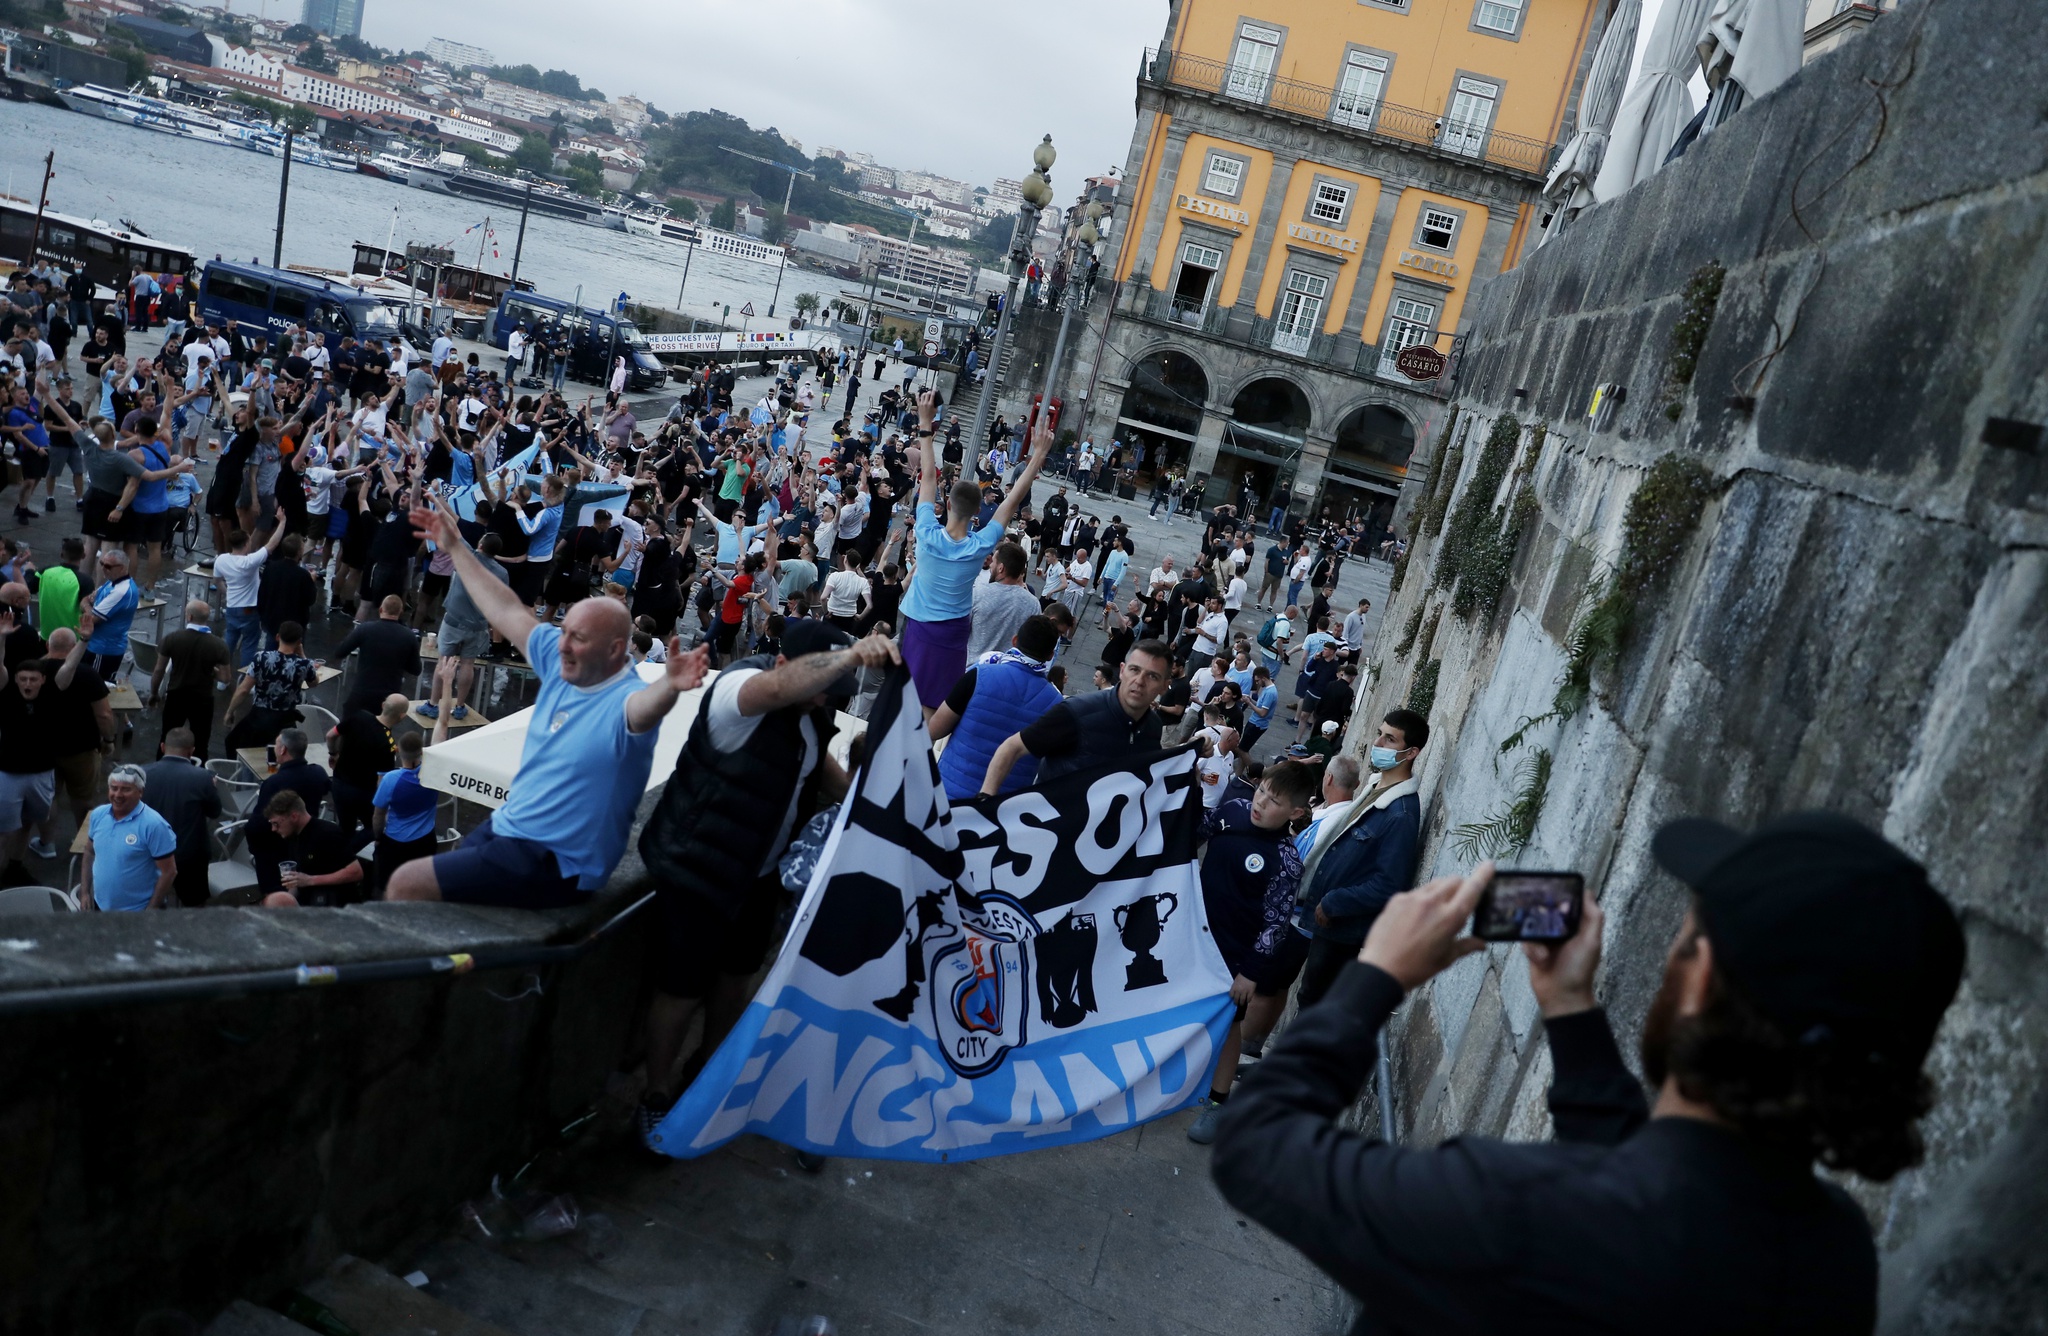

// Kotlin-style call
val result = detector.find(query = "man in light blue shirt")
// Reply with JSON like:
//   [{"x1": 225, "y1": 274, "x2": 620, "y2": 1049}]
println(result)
[
  {"x1": 898, "y1": 390, "x2": 1052, "y2": 711},
  {"x1": 81, "y1": 765, "x2": 178, "y2": 912},
  {"x1": 1243, "y1": 666, "x2": 1280, "y2": 752},
  {"x1": 387, "y1": 495, "x2": 709, "y2": 909}
]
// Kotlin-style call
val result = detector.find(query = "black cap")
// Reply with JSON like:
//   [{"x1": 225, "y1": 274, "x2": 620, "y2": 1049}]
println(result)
[
  {"x1": 780, "y1": 618, "x2": 857, "y2": 697},
  {"x1": 1652, "y1": 812, "x2": 1964, "y2": 1066}
]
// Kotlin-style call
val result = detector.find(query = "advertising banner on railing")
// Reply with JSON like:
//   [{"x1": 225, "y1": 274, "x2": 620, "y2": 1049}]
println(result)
[
  {"x1": 648, "y1": 671, "x2": 1231, "y2": 1163},
  {"x1": 642, "y1": 329, "x2": 836, "y2": 355}
]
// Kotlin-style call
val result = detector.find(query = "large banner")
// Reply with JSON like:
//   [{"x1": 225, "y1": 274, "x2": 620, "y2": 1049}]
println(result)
[
  {"x1": 648, "y1": 672, "x2": 1232, "y2": 1163},
  {"x1": 444, "y1": 442, "x2": 630, "y2": 528}
]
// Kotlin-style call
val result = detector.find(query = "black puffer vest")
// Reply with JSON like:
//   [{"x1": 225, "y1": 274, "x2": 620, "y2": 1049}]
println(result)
[{"x1": 638, "y1": 655, "x2": 834, "y2": 916}]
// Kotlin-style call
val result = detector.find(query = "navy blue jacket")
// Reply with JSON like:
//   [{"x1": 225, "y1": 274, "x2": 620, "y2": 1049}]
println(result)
[{"x1": 1296, "y1": 779, "x2": 1420, "y2": 944}]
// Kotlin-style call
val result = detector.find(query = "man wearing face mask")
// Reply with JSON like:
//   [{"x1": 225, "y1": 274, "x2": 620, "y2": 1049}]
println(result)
[{"x1": 1290, "y1": 708, "x2": 1426, "y2": 1010}]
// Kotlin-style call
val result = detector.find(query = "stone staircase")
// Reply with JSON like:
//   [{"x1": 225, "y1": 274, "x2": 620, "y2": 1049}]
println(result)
[
  {"x1": 196, "y1": 1107, "x2": 1345, "y2": 1336},
  {"x1": 946, "y1": 339, "x2": 1017, "y2": 436}
]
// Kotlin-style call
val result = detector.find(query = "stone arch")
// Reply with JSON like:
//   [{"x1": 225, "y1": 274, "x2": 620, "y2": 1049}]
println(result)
[
  {"x1": 1330, "y1": 398, "x2": 1419, "y2": 476},
  {"x1": 1219, "y1": 367, "x2": 1326, "y2": 435},
  {"x1": 1113, "y1": 345, "x2": 1213, "y2": 480}
]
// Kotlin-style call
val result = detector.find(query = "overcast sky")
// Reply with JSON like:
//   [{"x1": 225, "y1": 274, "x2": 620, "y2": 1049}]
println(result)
[{"x1": 354, "y1": 0, "x2": 1168, "y2": 190}]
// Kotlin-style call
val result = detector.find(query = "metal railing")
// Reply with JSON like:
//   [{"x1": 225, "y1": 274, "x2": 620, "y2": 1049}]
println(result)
[
  {"x1": 1142, "y1": 47, "x2": 1557, "y2": 180},
  {"x1": 1124, "y1": 285, "x2": 1459, "y2": 398}
]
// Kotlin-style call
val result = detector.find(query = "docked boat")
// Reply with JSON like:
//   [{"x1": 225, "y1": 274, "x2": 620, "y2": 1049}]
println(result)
[
  {"x1": 0, "y1": 195, "x2": 197, "y2": 287},
  {"x1": 409, "y1": 163, "x2": 613, "y2": 226},
  {"x1": 348, "y1": 240, "x2": 534, "y2": 311},
  {"x1": 623, "y1": 210, "x2": 784, "y2": 264},
  {"x1": 358, "y1": 152, "x2": 424, "y2": 185},
  {"x1": 55, "y1": 83, "x2": 266, "y2": 148}
]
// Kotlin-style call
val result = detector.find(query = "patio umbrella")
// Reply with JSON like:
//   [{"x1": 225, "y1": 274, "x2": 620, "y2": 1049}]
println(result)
[
  {"x1": 1592, "y1": 0, "x2": 1717, "y2": 200},
  {"x1": 1538, "y1": 0, "x2": 1643, "y2": 245},
  {"x1": 1698, "y1": 0, "x2": 1807, "y2": 126}
]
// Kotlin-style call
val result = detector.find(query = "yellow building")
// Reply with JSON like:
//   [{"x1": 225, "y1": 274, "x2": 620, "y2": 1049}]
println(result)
[{"x1": 1075, "y1": 0, "x2": 1610, "y2": 533}]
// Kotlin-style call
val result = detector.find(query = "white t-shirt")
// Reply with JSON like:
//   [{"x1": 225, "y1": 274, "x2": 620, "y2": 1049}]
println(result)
[
  {"x1": 823, "y1": 569, "x2": 869, "y2": 616},
  {"x1": 706, "y1": 667, "x2": 819, "y2": 873},
  {"x1": 1224, "y1": 576, "x2": 1247, "y2": 612},
  {"x1": 836, "y1": 492, "x2": 869, "y2": 540},
  {"x1": 1192, "y1": 727, "x2": 1234, "y2": 810},
  {"x1": 1148, "y1": 566, "x2": 1175, "y2": 595},
  {"x1": 1041, "y1": 560, "x2": 1068, "y2": 598},
  {"x1": 213, "y1": 548, "x2": 269, "y2": 608},
  {"x1": 1192, "y1": 610, "x2": 1229, "y2": 657},
  {"x1": 456, "y1": 397, "x2": 486, "y2": 433},
  {"x1": 507, "y1": 330, "x2": 527, "y2": 359},
  {"x1": 1229, "y1": 548, "x2": 1250, "y2": 575},
  {"x1": 307, "y1": 343, "x2": 331, "y2": 371},
  {"x1": 614, "y1": 515, "x2": 646, "y2": 577},
  {"x1": 1066, "y1": 557, "x2": 1094, "y2": 588},
  {"x1": 304, "y1": 466, "x2": 336, "y2": 515},
  {"x1": 1289, "y1": 555, "x2": 1312, "y2": 582}
]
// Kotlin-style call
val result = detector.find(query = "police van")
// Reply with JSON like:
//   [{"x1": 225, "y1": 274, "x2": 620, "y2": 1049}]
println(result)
[
  {"x1": 197, "y1": 261, "x2": 404, "y2": 345},
  {"x1": 490, "y1": 290, "x2": 667, "y2": 391}
]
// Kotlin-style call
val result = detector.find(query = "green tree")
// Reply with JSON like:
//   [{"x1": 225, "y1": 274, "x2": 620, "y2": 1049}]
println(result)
[
  {"x1": 709, "y1": 196, "x2": 736, "y2": 231},
  {"x1": 512, "y1": 133, "x2": 553, "y2": 174},
  {"x1": 584, "y1": 115, "x2": 616, "y2": 135},
  {"x1": 332, "y1": 34, "x2": 380, "y2": 62},
  {"x1": 793, "y1": 292, "x2": 820, "y2": 318},
  {"x1": 762, "y1": 205, "x2": 788, "y2": 245},
  {"x1": 565, "y1": 153, "x2": 604, "y2": 197},
  {"x1": 282, "y1": 22, "x2": 317, "y2": 41},
  {"x1": 666, "y1": 196, "x2": 699, "y2": 220},
  {"x1": 282, "y1": 105, "x2": 318, "y2": 135},
  {"x1": 537, "y1": 68, "x2": 587, "y2": 100},
  {"x1": 490, "y1": 63, "x2": 542, "y2": 89},
  {"x1": 299, "y1": 40, "x2": 334, "y2": 72}
]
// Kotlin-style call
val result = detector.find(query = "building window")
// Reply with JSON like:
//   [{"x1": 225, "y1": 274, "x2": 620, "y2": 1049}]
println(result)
[
  {"x1": 1473, "y1": 0, "x2": 1524, "y2": 35},
  {"x1": 1227, "y1": 23, "x2": 1282, "y2": 103},
  {"x1": 1272, "y1": 270, "x2": 1329, "y2": 355},
  {"x1": 1415, "y1": 207, "x2": 1460, "y2": 251},
  {"x1": 1203, "y1": 153, "x2": 1246, "y2": 198},
  {"x1": 1442, "y1": 77, "x2": 1499, "y2": 157},
  {"x1": 1378, "y1": 296, "x2": 1438, "y2": 376},
  {"x1": 1309, "y1": 181, "x2": 1353, "y2": 225},
  {"x1": 1333, "y1": 49, "x2": 1389, "y2": 129},
  {"x1": 1172, "y1": 241, "x2": 1224, "y2": 322}
]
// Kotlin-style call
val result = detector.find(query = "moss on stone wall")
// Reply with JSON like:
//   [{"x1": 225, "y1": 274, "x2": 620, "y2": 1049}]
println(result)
[
  {"x1": 1434, "y1": 413, "x2": 1521, "y2": 595},
  {"x1": 1406, "y1": 657, "x2": 1441, "y2": 717},
  {"x1": 1662, "y1": 262, "x2": 1726, "y2": 420}
]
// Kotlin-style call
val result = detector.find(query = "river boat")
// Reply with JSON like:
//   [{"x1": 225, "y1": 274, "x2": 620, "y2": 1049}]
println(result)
[
  {"x1": 358, "y1": 152, "x2": 424, "y2": 185},
  {"x1": 409, "y1": 163, "x2": 614, "y2": 227},
  {"x1": 622, "y1": 209, "x2": 783, "y2": 264},
  {"x1": 0, "y1": 195, "x2": 197, "y2": 287},
  {"x1": 348, "y1": 241, "x2": 534, "y2": 312}
]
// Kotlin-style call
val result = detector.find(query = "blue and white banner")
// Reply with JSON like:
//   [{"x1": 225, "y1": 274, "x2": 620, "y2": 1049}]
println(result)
[
  {"x1": 444, "y1": 441, "x2": 630, "y2": 529},
  {"x1": 649, "y1": 672, "x2": 1231, "y2": 1162}
]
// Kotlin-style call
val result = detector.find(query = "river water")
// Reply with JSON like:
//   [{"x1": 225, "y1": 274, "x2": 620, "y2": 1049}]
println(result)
[{"x1": 0, "y1": 99, "x2": 867, "y2": 326}]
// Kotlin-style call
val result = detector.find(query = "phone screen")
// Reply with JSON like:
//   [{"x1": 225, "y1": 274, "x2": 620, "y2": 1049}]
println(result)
[{"x1": 1472, "y1": 871, "x2": 1584, "y2": 943}]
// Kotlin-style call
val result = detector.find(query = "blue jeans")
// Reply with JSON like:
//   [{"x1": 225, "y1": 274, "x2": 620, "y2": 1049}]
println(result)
[
  {"x1": 1287, "y1": 580, "x2": 1305, "y2": 610},
  {"x1": 1269, "y1": 506, "x2": 1286, "y2": 533},
  {"x1": 224, "y1": 606, "x2": 262, "y2": 669},
  {"x1": 506, "y1": 355, "x2": 521, "y2": 382}
]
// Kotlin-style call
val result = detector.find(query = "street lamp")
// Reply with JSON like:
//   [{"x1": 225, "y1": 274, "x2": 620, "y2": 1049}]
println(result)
[
  {"x1": 1027, "y1": 197, "x2": 1104, "y2": 487},
  {"x1": 967, "y1": 136, "x2": 1055, "y2": 464}
]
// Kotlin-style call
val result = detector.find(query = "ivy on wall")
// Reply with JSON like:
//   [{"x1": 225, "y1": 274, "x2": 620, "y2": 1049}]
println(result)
[
  {"x1": 1406, "y1": 658, "x2": 1441, "y2": 717},
  {"x1": 1449, "y1": 426, "x2": 1547, "y2": 622},
  {"x1": 1662, "y1": 262, "x2": 1726, "y2": 421}
]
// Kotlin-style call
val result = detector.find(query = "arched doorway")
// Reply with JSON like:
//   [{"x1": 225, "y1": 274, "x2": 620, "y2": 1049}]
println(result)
[
  {"x1": 1216, "y1": 377, "x2": 1313, "y2": 516},
  {"x1": 1113, "y1": 349, "x2": 1209, "y2": 485},
  {"x1": 1324, "y1": 402, "x2": 1416, "y2": 540}
]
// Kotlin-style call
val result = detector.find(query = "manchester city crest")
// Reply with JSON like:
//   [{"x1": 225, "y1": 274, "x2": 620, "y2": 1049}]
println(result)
[{"x1": 930, "y1": 893, "x2": 1034, "y2": 1078}]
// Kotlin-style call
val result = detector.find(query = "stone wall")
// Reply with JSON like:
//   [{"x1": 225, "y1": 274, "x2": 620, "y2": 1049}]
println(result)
[
  {"x1": 0, "y1": 810, "x2": 658, "y2": 1334},
  {"x1": 1343, "y1": 0, "x2": 2048, "y2": 1327}
]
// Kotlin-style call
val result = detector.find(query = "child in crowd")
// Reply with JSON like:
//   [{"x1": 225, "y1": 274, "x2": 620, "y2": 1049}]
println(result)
[{"x1": 1186, "y1": 760, "x2": 1316, "y2": 1144}]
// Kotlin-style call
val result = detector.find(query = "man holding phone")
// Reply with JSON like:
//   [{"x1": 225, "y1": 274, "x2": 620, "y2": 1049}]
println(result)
[{"x1": 1213, "y1": 813, "x2": 1965, "y2": 1335}]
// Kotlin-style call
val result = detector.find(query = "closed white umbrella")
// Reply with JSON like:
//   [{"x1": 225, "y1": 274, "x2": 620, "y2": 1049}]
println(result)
[
  {"x1": 1699, "y1": 0, "x2": 1807, "y2": 127},
  {"x1": 1538, "y1": 0, "x2": 1642, "y2": 245},
  {"x1": 1592, "y1": 0, "x2": 1717, "y2": 200}
]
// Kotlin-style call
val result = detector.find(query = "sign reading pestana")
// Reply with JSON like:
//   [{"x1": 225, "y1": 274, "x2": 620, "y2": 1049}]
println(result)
[
  {"x1": 649, "y1": 672, "x2": 1232, "y2": 1163},
  {"x1": 1176, "y1": 193, "x2": 1251, "y2": 226}
]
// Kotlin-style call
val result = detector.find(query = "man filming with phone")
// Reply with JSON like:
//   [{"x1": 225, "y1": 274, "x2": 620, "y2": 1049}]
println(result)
[{"x1": 1212, "y1": 813, "x2": 1966, "y2": 1335}]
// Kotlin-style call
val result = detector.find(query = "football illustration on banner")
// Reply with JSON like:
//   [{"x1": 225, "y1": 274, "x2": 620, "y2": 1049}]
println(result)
[{"x1": 648, "y1": 670, "x2": 1233, "y2": 1163}]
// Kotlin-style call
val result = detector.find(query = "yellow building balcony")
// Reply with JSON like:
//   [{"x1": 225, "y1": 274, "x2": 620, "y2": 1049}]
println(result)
[{"x1": 1141, "y1": 47, "x2": 1559, "y2": 182}]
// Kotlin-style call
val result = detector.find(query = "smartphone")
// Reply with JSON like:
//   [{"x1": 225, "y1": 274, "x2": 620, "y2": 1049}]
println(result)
[{"x1": 1471, "y1": 870, "x2": 1585, "y2": 943}]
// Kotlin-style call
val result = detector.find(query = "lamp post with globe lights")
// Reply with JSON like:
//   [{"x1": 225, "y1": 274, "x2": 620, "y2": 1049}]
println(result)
[
  {"x1": 1027, "y1": 197, "x2": 1105, "y2": 483},
  {"x1": 967, "y1": 135, "x2": 1057, "y2": 465}
]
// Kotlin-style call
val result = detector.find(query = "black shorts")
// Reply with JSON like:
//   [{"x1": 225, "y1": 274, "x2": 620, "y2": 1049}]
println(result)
[
  {"x1": 365, "y1": 561, "x2": 409, "y2": 602},
  {"x1": 130, "y1": 509, "x2": 171, "y2": 544},
  {"x1": 420, "y1": 570, "x2": 451, "y2": 602},
  {"x1": 654, "y1": 873, "x2": 784, "y2": 999},
  {"x1": 544, "y1": 565, "x2": 592, "y2": 605},
  {"x1": 82, "y1": 488, "x2": 130, "y2": 541},
  {"x1": 510, "y1": 561, "x2": 547, "y2": 604},
  {"x1": 1254, "y1": 929, "x2": 1313, "y2": 998},
  {"x1": 432, "y1": 816, "x2": 586, "y2": 909},
  {"x1": 15, "y1": 447, "x2": 48, "y2": 481}
]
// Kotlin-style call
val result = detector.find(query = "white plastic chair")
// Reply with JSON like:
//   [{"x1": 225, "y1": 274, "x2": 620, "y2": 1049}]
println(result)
[
  {"x1": 296, "y1": 704, "x2": 340, "y2": 738},
  {"x1": 213, "y1": 771, "x2": 261, "y2": 819},
  {"x1": 207, "y1": 820, "x2": 262, "y2": 902},
  {"x1": 128, "y1": 639, "x2": 160, "y2": 677},
  {"x1": 0, "y1": 885, "x2": 77, "y2": 914}
]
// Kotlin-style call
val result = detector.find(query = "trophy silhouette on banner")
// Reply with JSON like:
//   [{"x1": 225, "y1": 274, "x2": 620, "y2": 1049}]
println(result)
[
  {"x1": 1034, "y1": 909, "x2": 1099, "y2": 1028},
  {"x1": 1114, "y1": 892, "x2": 1178, "y2": 991}
]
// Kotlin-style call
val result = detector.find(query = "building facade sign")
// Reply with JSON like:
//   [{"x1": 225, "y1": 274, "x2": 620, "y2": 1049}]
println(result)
[
  {"x1": 1287, "y1": 222, "x2": 1360, "y2": 253},
  {"x1": 1176, "y1": 194, "x2": 1253, "y2": 226},
  {"x1": 1398, "y1": 249, "x2": 1460, "y2": 278}
]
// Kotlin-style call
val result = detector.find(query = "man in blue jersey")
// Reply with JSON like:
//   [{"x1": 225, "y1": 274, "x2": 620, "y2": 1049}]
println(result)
[{"x1": 386, "y1": 495, "x2": 708, "y2": 908}]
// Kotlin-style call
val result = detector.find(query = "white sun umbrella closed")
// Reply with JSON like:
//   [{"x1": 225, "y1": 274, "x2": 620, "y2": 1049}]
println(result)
[
  {"x1": 1592, "y1": 0, "x2": 1718, "y2": 201},
  {"x1": 1538, "y1": 0, "x2": 1643, "y2": 245},
  {"x1": 1698, "y1": 0, "x2": 1806, "y2": 125}
]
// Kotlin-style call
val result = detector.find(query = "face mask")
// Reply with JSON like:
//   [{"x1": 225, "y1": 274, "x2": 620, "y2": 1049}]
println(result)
[{"x1": 1368, "y1": 745, "x2": 1404, "y2": 772}]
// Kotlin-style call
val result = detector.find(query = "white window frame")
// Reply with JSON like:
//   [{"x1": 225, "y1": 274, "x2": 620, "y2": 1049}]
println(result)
[
  {"x1": 1172, "y1": 242, "x2": 1224, "y2": 320},
  {"x1": 1227, "y1": 23, "x2": 1282, "y2": 103},
  {"x1": 1272, "y1": 269, "x2": 1330, "y2": 355},
  {"x1": 1378, "y1": 296, "x2": 1439, "y2": 375},
  {"x1": 1309, "y1": 181, "x2": 1353, "y2": 225},
  {"x1": 1203, "y1": 153, "x2": 1246, "y2": 198},
  {"x1": 1442, "y1": 77, "x2": 1499, "y2": 158},
  {"x1": 1416, "y1": 207, "x2": 1460, "y2": 251},
  {"x1": 1333, "y1": 49, "x2": 1390, "y2": 129},
  {"x1": 1473, "y1": 0, "x2": 1525, "y2": 36}
]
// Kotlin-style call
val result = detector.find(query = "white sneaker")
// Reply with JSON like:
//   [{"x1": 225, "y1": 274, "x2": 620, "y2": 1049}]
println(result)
[{"x1": 25, "y1": 837, "x2": 59, "y2": 860}]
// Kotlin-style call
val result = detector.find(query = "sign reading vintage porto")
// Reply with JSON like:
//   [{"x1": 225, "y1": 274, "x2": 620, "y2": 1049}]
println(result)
[
  {"x1": 649, "y1": 672, "x2": 1232, "y2": 1162},
  {"x1": 1394, "y1": 344, "x2": 1448, "y2": 380}
]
